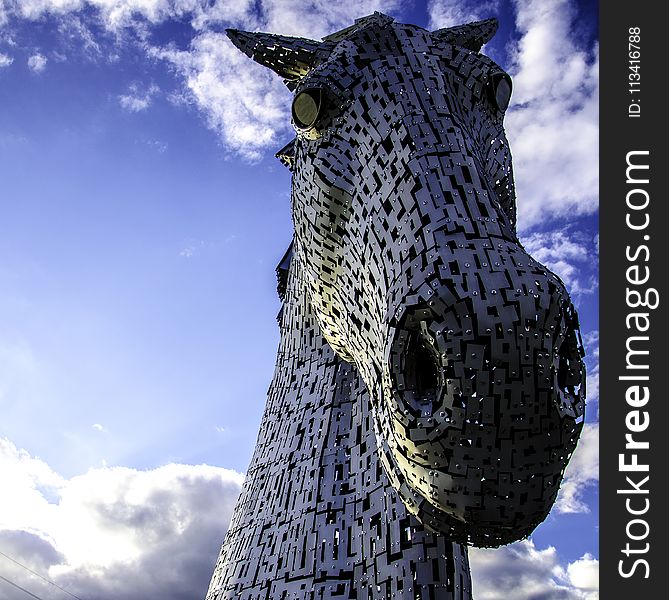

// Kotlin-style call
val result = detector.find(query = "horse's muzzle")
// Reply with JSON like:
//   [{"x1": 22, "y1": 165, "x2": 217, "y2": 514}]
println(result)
[{"x1": 382, "y1": 247, "x2": 585, "y2": 546}]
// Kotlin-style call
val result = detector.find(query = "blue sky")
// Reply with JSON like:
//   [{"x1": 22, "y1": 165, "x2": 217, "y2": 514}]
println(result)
[{"x1": 0, "y1": 1, "x2": 598, "y2": 599}]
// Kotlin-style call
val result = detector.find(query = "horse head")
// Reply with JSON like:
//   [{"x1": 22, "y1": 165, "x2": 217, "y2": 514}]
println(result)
[{"x1": 228, "y1": 12, "x2": 585, "y2": 547}]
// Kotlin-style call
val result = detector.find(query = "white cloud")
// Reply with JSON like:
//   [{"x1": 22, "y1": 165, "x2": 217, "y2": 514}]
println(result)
[
  {"x1": 119, "y1": 82, "x2": 159, "y2": 112},
  {"x1": 1, "y1": 0, "x2": 400, "y2": 159},
  {"x1": 260, "y1": 0, "x2": 400, "y2": 39},
  {"x1": 92, "y1": 423, "x2": 107, "y2": 432},
  {"x1": 429, "y1": 1, "x2": 599, "y2": 235},
  {"x1": 12, "y1": 0, "x2": 85, "y2": 21},
  {"x1": 10, "y1": 1, "x2": 187, "y2": 27},
  {"x1": 427, "y1": 0, "x2": 498, "y2": 29},
  {"x1": 0, "y1": 51, "x2": 12, "y2": 66},
  {"x1": 27, "y1": 52, "x2": 47, "y2": 72},
  {"x1": 470, "y1": 539, "x2": 599, "y2": 599},
  {"x1": 190, "y1": 0, "x2": 257, "y2": 31},
  {"x1": 506, "y1": 0, "x2": 598, "y2": 230},
  {"x1": 57, "y1": 12, "x2": 103, "y2": 57},
  {"x1": 0, "y1": 0, "x2": 599, "y2": 192},
  {"x1": 155, "y1": 34, "x2": 289, "y2": 161},
  {"x1": 2, "y1": 1, "x2": 283, "y2": 32},
  {"x1": 521, "y1": 229, "x2": 598, "y2": 297},
  {"x1": 567, "y1": 554, "x2": 599, "y2": 594},
  {"x1": 554, "y1": 422, "x2": 598, "y2": 514},
  {"x1": 0, "y1": 437, "x2": 243, "y2": 600},
  {"x1": 1, "y1": 433, "x2": 596, "y2": 598},
  {"x1": 153, "y1": 1, "x2": 401, "y2": 160}
]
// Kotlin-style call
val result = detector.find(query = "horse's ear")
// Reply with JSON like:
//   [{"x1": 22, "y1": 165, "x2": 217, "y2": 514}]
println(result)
[
  {"x1": 226, "y1": 29, "x2": 329, "y2": 83},
  {"x1": 432, "y1": 18, "x2": 498, "y2": 51}
]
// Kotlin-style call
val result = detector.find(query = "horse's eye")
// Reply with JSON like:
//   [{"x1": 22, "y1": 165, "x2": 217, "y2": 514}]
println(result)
[
  {"x1": 292, "y1": 88, "x2": 324, "y2": 130},
  {"x1": 489, "y1": 72, "x2": 512, "y2": 112}
]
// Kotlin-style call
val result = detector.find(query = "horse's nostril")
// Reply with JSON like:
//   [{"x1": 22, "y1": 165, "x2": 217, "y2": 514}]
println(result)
[
  {"x1": 399, "y1": 328, "x2": 442, "y2": 405},
  {"x1": 554, "y1": 310, "x2": 586, "y2": 421},
  {"x1": 415, "y1": 335, "x2": 440, "y2": 400}
]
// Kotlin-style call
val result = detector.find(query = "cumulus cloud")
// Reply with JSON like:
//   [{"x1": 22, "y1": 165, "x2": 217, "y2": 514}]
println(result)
[
  {"x1": 0, "y1": 437, "x2": 243, "y2": 600},
  {"x1": 27, "y1": 52, "x2": 47, "y2": 72},
  {"x1": 567, "y1": 554, "x2": 599, "y2": 595},
  {"x1": 470, "y1": 539, "x2": 599, "y2": 599},
  {"x1": 119, "y1": 81, "x2": 159, "y2": 112},
  {"x1": 1, "y1": 434, "x2": 598, "y2": 598},
  {"x1": 521, "y1": 228, "x2": 598, "y2": 297},
  {"x1": 0, "y1": 51, "x2": 12, "y2": 66},
  {"x1": 505, "y1": 0, "x2": 598, "y2": 230}
]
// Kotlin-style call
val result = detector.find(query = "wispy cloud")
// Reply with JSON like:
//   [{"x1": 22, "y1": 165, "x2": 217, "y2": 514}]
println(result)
[
  {"x1": 521, "y1": 228, "x2": 598, "y2": 297},
  {"x1": 179, "y1": 238, "x2": 205, "y2": 258},
  {"x1": 427, "y1": 0, "x2": 499, "y2": 29},
  {"x1": 146, "y1": 138, "x2": 168, "y2": 152},
  {"x1": 0, "y1": 437, "x2": 243, "y2": 600},
  {"x1": 6, "y1": 0, "x2": 212, "y2": 28},
  {"x1": 0, "y1": 1, "x2": 402, "y2": 160},
  {"x1": 259, "y1": 0, "x2": 400, "y2": 38},
  {"x1": 470, "y1": 539, "x2": 599, "y2": 599},
  {"x1": 57, "y1": 13, "x2": 103, "y2": 58},
  {"x1": 119, "y1": 82, "x2": 159, "y2": 112},
  {"x1": 0, "y1": 131, "x2": 29, "y2": 147},
  {"x1": 27, "y1": 52, "x2": 47, "y2": 72}
]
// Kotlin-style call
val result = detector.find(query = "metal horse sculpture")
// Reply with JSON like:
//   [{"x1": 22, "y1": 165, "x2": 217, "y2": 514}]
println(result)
[{"x1": 207, "y1": 13, "x2": 585, "y2": 600}]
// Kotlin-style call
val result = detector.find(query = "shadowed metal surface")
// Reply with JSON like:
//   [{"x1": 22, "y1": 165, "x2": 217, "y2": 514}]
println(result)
[{"x1": 207, "y1": 12, "x2": 585, "y2": 599}]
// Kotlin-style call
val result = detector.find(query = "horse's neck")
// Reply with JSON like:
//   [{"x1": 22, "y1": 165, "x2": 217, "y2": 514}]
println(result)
[{"x1": 207, "y1": 257, "x2": 471, "y2": 600}]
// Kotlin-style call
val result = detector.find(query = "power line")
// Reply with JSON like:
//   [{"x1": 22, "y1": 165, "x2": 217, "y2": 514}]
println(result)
[
  {"x1": 0, "y1": 574, "x2": 46, "y2": 600},
  {"x1": 0, "y1": 551, "x2": 84, "y2": 600}
]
